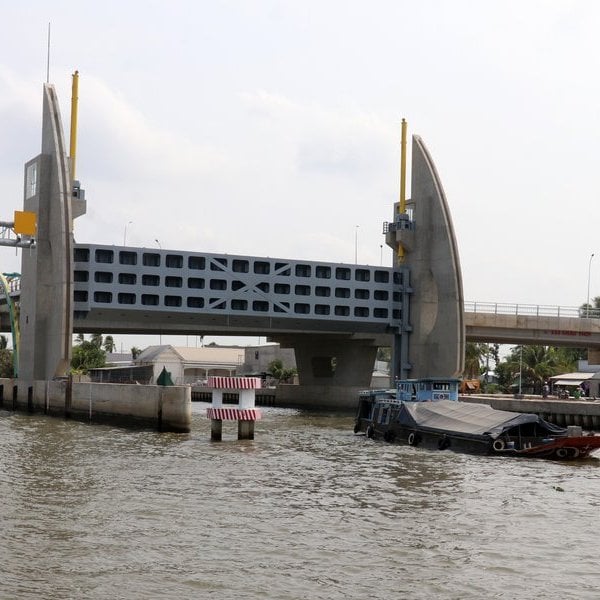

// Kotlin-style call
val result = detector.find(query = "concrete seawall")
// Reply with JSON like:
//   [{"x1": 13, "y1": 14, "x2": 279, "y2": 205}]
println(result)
[
  {"x1": 461, "y1": 394, "x2": 600, "y2": 430},
  {"x1": 0, "y1": 379, "x2": 191, "y2": 433}
]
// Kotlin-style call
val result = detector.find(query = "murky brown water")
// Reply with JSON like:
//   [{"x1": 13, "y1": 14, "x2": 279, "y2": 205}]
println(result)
[{"x1": 1, "y1": 402, "x2": 600, "y2": 599}]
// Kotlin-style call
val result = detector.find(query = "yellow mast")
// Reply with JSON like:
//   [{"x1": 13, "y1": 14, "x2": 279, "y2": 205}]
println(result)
[
  {"x1": 397, "y1": 118, "x2": 407, "y2": 260},
  {"x1": 69, "y1": 70, "x2": 79, "y2": 181}
]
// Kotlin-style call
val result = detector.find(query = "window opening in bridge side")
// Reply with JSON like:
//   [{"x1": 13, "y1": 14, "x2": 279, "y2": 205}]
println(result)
[
  {"x1": 165, "y1": 295, "x2": 182, "y2": 307},
  {"x1": 187, "y1": 297, "x2": 204, "y2": 308},
  {"x1": 189, "y1": 256, "x2": 205, "y2": 270},
  {"x1": 254, "y1": 261, "x2": 270, "y2": 274},
  {"x1": 355, "y1": 289, "x2": 369, "y2": 300},
  {"x1": 211, "y1": 258, "x2": 227, "y2": 271},
  {"x1": 231, "y1": 299, "x2": 248, "y2": 311},
  {"x1": 374, "y1": 270, "x2": 389, "y2": 283},
  {"x1": 335, "y1": 287, "x2": 350, "y2": 298},
  {"x1": 188, "y1": 277, "x2": 205, "y2": 289},
  {"x1": 335, "y1": 305, "x2": 350, "y2": 316},
  {"x1": 354, "y1": 307, "x2": 369, "y2": 318},
  {"x1": 295, "y1": 264, "x2": 311, "y2": 277},
  {"x1": 257, "y1": 282, "x2": 269, "y2": 293},
  {"x1": 315, "y1": 286, "x2": 330, "y2": 297},
  {"x1": 95, "y1": 249, "x2": 114, "y2": 264},
  {"x1": 166, "y1": 254, "x2": 183, "y2": 268},
  {"x1": 74, "y1": 248, "x2": 90, "y2": 262},
  {"x1": 166, "y1": 276, "x2": 183, "y2": 288},
  {"x1": 231, "y1": 280, "x2": 245, "y2": 291},
  {"x1": 74, "y1": 290, "x2": 88, "y2": 302},
  {"x1": 355, "y1": 269, "x2": 370, "y2": 282},
  {"x1": 118, "y1": 293, "x2": 136, "y2": 305},
  {"x1": 210, "y1": 279, "x2": 227, "y2": 290},
  {"x1": 374, "y1": 308, "x2": 388, "y2": 319},
  {"x1": 94, "y1": 291, "x2": 112, "y2": 303},
  {"x1": 210, "y1": 298, "x2": 226, "y2": 309},
  {"x1": 315, "y1": 304, "x2": 330, "y2": 315},
  {"x1": 119, "y1": 273, "x2": 136, "y2": 285},
  {"x1": 142, "y1": 274, "x2": 160, "y2": 286},
  {"x1": 141, "y1": 294, "x2": 159, "y2": 306},
  {"x1": 253, "y1": 300, "x2": 269, "y2": 312},
  {"x1": 294, "y1": 303, "x2": 310, "y2": 314},
  {"x1": 119, "y1": 251, "x2": 137, "y2": 265},
  {"x1": 335, "y1": 267, "x2": 350, "y2": 280},
  {"x1": 374, "y1": 290, "x2": 388, "y2": 301},
  {"x1": 274, "y1": 302, "x2": 290, "y2": 313},
  {"x1": 143, "y1": 253, "x2": 160, "y2": 267},
  {"x1": 295, "y1": 285, "x2": 310, "y2": 296},
  {"x1": 274, "y1": 262, "x2": 291, "y2": 276},
  {"x1": 94, "y1": 272, "x2": 113, "y2": 284},
  {"x1": 74, "y1": 270, "x2": 89, "y2": 282},
  {"x1": 316, "y1": 266, "x2": 331, "y2": 279},
  {"x1": 233, "y1": 260, "x2": 249, "y2": 273},
  {"x1": 274, "y1": 283, "x2": 290, "y2": 294}
]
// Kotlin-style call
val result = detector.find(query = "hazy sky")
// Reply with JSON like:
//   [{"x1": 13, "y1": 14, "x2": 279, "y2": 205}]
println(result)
[{"x1": 1, "y1": 1, "x2": 599, "y2": 351}]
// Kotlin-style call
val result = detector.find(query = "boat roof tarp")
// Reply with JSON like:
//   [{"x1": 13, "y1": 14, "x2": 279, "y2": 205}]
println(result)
[{"x1": 396, "y1": 401, "x2": 564, "y2": 439}]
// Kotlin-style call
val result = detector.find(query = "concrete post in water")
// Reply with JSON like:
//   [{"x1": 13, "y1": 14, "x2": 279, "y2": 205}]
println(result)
[{"x1": 205, "y1": 376, "x2": 262, "y2": 441}]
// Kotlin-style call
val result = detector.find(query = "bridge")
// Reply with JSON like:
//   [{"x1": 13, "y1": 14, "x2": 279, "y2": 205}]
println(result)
[
  {"x1": 4, "y1": 269, "x2": 600, "y2": 348},
  {"x1": 7, "y1": 79, "x2": 599, "y2": 407}
]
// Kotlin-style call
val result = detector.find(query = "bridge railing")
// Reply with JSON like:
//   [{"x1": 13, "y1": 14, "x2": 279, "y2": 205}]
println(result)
[{"x1": 465, "y1": 301, "x2": 600, "y2": 319}]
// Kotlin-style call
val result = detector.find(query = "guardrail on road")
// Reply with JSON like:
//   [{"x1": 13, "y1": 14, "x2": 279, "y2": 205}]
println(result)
[{"x1": 465, "y1": 301, "x2": 600, "y2": 319}]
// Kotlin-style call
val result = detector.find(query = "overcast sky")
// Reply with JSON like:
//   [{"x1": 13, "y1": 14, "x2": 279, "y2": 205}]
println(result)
[{"x1": 1, "y1": 1, "x2": 599, "y2": 351}]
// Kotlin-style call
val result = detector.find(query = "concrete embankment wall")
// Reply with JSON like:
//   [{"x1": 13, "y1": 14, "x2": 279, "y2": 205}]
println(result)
[
  {"x1": 0, "y1": 378, "x2": 191, "y2": 433},
  {"x1": 461, "y1": 394, "x2": 600, "y2": 430}
]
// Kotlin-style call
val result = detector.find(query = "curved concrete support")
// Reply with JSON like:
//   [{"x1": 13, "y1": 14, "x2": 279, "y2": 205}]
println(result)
[
  {"x1": 402, "y1": 136, "x2": 465, "y2": 378},
  {"x1": 19, "y1": 84, "x2": 74, "y2": 381}
]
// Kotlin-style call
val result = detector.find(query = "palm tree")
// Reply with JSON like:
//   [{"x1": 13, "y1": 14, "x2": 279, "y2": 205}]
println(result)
[
  {"x1": 103, "y1": 335, "x2": 116, "y2": 353},
  {"x1": 464, "y1": 343, "x2": 487, "y2": 379},
  {"x1": 90, "y1": 333, "x2": 103, "y2": 349}
]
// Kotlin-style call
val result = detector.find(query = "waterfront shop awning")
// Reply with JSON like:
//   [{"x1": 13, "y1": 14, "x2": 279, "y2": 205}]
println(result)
[{"x1": 549, "y1": 373, "x2": 594, "y2": 387}]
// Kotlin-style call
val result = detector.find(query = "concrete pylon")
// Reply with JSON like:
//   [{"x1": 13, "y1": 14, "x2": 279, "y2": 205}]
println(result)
[
  {"x1": 18, "y1": 84, "x2": 86, "y2": 381},
  {"x1": 394, "y1": 136, "x2": 465, "y2": 378}
]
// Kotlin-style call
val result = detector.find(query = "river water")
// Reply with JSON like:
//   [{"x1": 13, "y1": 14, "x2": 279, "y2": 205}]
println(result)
[{"x1": 1, "y1": 402, "x2": 600, "y2": 599}]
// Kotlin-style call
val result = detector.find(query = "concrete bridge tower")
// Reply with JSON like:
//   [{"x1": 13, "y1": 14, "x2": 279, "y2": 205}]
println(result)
[
  {"x1": 386, "y1": 128, "x2": 465, "y2": 380},
  {"x1": 18, "y1": 79, "x2": 86, "y2": 381}
]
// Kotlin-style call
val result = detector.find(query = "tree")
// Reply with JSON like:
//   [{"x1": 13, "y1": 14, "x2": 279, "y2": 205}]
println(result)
[
  {"x1": 0, "y1": 335, "x2": 7, "y2": 350},
  {"x1": 580, "y1": 295, "x2": 600, "y2": 317},
  {"x1": 71, "y1": 341, "x2": 106, "y2": 373},
  {"x1": 267, "y1": 359, "x2": 297, "y2": 383},
  {"x1": 131, "y1": 346, "x2": 142, "y2": 359},
  {"x1": 75, "y1": 333, "x2": 85, "y2": 344},
  {"x1": 464, "y1": 342, "x2": 488, "y2": 379},
  {"x1": 376, "y1": 347, "x2": 391, "y2": 362},
  {"x1": 0, "y1": 349, "x2": 13, "y2": 377},
  {"x1": 496, "y1": 345, "x2": 575, "y2": 394},
  {"x1": 103, "y1": 335, "x2": 116, "y2": 353},
  {"x1": 90, "y1": 333, "x2": 103, "y2": 349}
]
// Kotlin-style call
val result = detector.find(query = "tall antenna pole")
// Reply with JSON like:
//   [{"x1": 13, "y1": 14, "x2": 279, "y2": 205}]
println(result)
[
  {"x1": 46, "y1": 23, "x2": 51, "y2": 83},
  {"x1": 69, "y1": 71, "x2": 80, "y2": 182}
]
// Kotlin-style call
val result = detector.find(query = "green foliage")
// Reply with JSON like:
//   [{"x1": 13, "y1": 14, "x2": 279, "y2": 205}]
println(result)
[
  {"x1": 131, "y1": 347, "x2": 142, "y2": 359},
  {"x1": 267, "y1": 358, "x2": 297, "y2": 383},
  {"x1": 494, "y1": 345, "x2": 577, "y2": 394},
  {"x1": 103, "y1": 335, "x2": 116, "y2": 353},
  {"x1": 0, "y1": 335, "x2": 7, "y2": 350},
  {"x1": 71, "y1": 341, "x2": 106, "y2": 373},
  {"x1": 376, "y1": 347, "x2": 391, "y2": 362},
  {"x1": 90, "y1": 333, "x2": 103, "y2": 349},
  {"x1": 0, "y1": 349, "x2": 14, "y2": 377}
]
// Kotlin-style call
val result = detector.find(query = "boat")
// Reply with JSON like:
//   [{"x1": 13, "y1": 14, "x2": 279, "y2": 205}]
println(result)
[{"x1": 353, "y1": 378, "x2": 600, "y2": 459}]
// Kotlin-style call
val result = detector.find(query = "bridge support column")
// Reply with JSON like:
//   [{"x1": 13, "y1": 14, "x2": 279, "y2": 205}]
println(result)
[
  {"x1": 211, "y1": 419, "x2": 223, "y2": 441},
  {"x1": 238, "y1": 420, "x2": 255, "y2": 440}
]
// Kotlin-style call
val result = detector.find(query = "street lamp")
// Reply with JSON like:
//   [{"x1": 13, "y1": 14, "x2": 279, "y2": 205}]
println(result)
[
  {"x1": 155, "y1": 238, "x2": 162, "y2": 249},
  {"x1": 123, "y1": 221, "x2": 133, "y2": 246},
  {"x1": 587, "y1": 252, "x2": 595, "y2": 317},
  {"x1": 354, "y1": 225, "x2": 359, "y2": 264},
  {"x1": 380, "y1": 244, "x2": 383, "y2": 266}
]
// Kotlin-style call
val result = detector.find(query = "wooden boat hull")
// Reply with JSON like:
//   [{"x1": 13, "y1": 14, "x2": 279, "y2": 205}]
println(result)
[{"x1": 354, "y1": 396, "x2": 600, "y2": 460}]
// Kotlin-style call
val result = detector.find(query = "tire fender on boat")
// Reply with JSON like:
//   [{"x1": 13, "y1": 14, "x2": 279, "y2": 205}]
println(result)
[
  {"x1": 492, "y1": 439, "x2": 506, "y2": 452},
  {"x1": 556, "y1": 447, "x2": 569, "y2": 459},
  {"x1": 438, "y1": 436, "x2": 450, "y2": 450},
  {"x1": 366, "y1": 425, "x2": 374, "y2": 439},
  {"x1": 353, "y1": 423, "x2": 361, "y2": 434},
  {"x1": 408, "y1": 432, "x2": 421, "y2": 446}
]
